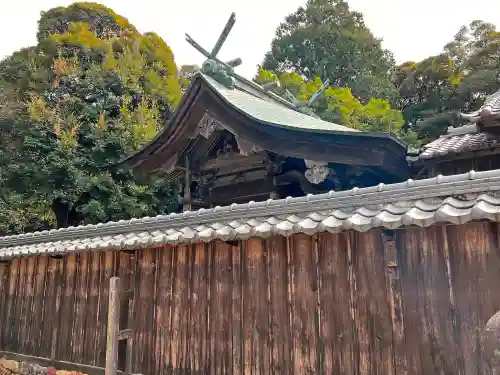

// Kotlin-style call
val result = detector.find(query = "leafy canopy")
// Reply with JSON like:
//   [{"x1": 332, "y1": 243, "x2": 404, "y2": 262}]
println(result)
[
  {"x1": 395, "y1": 20, "x2": 500, "y2": 142},
  {"x1": 255, "y1": 68, "x2": 418, "y2": 146},
  {"x1": 261, "y1": 0, "x2": 397, "y2": 103},
  {"x1": 0, "y1": 2, "x2": 181, "y2": 234}
]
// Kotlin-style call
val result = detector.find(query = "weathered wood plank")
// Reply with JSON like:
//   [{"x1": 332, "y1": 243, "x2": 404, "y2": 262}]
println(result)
[
  {"x1": 35, "y1": 256, "x2": 49, "y2": 358},
  {"x1": 257, "y1": 239, "x2": 271, "y2": 375},
  {"x1": 85, "y1": 251, "x2": 101, "y2": 365},
  {"x1": 290, "y1": 234, "x2": 318, "y2": 375},
  {"x1": 116, "y1": 251, "x2": 130, "y2": 373},
  {"x1": 3, "y1": 259, "x2": 18, "y2": 351},
  {"x1": 134, "y1": 250, "x2": 147, "y2": 373},
  {"x1": 207, "y1": 242, "x2": 216, "y2": 375},
  {"x1": 0, "y1": 261, "x2": 10, "y2": 349},
  {"x1": 97, "y1": 252, "x2": 115, "y2": 367},
  {"x1": 5, "y1": 222, "x2": 500, "y2": 375},
  {"x1": 23, "y1": 257, "x2": 36, "y2": 355},
  {"x1": 149, "y1": 248, "x2": 160, "y2": 375},
  {"x1": 39, "y1": 257, "x2": 54, "y2": 358},
  {"x1": 117, "y1": 250, "x2": 135, "y2": 346},
  {"x1": 231, "y1": 241, "x2": 243, "y2": 375},
  {"x1": 447, "y1": 222, "x2": 500, "y2": 375},
  {"x1": 156, "y1": 245, "x2": 173, "y2": 375},
  {"x1": 105, "y1": 277, "x2": 120, "y2": 375},
  {"x1": 267, "y1": 236, "x2": 291, "y2": 375},
  {"x1": 212, "y1": 241, "x2": 232, "y2": 375},
  {"x1": 61, "y1": 254, "x2": 77, "y2": 361},
  {"x1": 317, "y1": 232, "x2": 355, "y2": 375},
  {"x1": 350, "y1": 232, "x2": 394, "y2": 375},
  {"x1": 16, "y1": 258, "x2": 29, "y2": 353},
  {"x1": 345, "y1": 232, "x2": 360, "y2": 375},
  {"x1": 436, "y1": 226, "x2": 463, "y2": 374},
  {"x1": 186, "y1": 243, "x2": 208, "y2": 374},
  {"x1": 50, "y1": 257, "x2": 64, "y2": 360},
  {"x1": 242, "y1": 238, "x2": 268, "y2": 375},
  {"x1": 398, "y1": 228, "x2": 430, "y2": 375},
  {"x1": 381, "y1": 231, "x2": 407, "y2": 375},
  {"x1": 149, "y1": 249, "x2": 160, "y2": 375},
  {"x1": 138, "y1": 248, "x2": 155, "y2": 374},
  {"x1": 74, "y1": 252, "x2": 89, "y2": 364},
  {"x1": 171, "y1": 245, "x2": 189, "y2": 373},
  {"x1": 126, "y1": 252, "x2": 138, "y2": 375}
]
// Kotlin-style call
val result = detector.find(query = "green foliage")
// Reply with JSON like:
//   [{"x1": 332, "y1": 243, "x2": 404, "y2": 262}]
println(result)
[
  {"x1": 262, "y1": 2, "x2": 500, "y2": 145},
  {"x1": 0, "y1": 2, "x2": 181, "y2": 234},
  {"x1": 255, "y1": 68, "x2": 417, "y2": 145},
  {"x1": 37, "y1": 2, "x2": 137, "y2": 42},
  {"x1": 261, "y1": 0, "x2": 397, "y2": 103},
  {"x1": 395, "y1": 20, "x2": 500, "y2": 142}
]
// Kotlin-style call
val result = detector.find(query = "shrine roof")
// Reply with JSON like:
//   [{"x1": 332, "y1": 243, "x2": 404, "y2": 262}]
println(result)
[
  {"x1": 122, "y1": 12, "x2": 408, "y2": 175},
  {"x1": 122, "y1": 71, "x2": 408, "y2": 174},
  {"x1": 200, "y1": 72, "x2": 361, "y2": 134},
  {"x1": 120, "y1": 70, "x2": 409, "y2": 180},
  {"x1": 416, "y1": 85, "x2": 500, "y2": 161},
  {"x1": 2, "y1": 169, "x2": 500, "y2": 259},
  {"x1": 418, "y1": 124, "x2": 500, "y2": 160},
  {"x1": 462, "y1": 88, "x2": 500, "y2": 123}
]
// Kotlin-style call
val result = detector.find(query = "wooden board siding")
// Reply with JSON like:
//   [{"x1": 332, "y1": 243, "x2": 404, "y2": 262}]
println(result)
[{"x1": 2, "y1": 222, "x2": 500, "y2": 375}]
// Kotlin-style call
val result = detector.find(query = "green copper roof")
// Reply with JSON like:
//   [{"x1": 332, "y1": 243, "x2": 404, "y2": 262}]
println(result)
[
  {"x1": 182, "y1": 11, "x2": 403, "y2": 143},
  {"x1": 120, "y1": 12, "x2": 407, "y2": 175},
  {"x1": 200, "y1": 73, "x2": 360, "y2": 134}
]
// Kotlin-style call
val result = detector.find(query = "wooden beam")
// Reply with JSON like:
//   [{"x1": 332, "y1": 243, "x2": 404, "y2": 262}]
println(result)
[
  {"x1": 200, "y1": 152, "x2": 268, "y2": 172},
  {"x1": 414, "y1": 146, "x2": 500, "y2": 166},
  {"x1": 105, "y1": 277, "x2": 120, "y2": 375},
  {"x1": 202, "y1": 92, "x2": 387, "y2": 165}
]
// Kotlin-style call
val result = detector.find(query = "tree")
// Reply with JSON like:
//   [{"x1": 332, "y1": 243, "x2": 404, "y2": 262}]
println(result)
[
  {"x1": 0, "y1": 2, "x2": 181, "y2": 234},
  {"x1": 395, "y1": 20, "x2": 500, "y2": 142},
  {"x1": 255, "y1": 68, "x2": 418, "y2": 145},
  {"x1": 261, "y1": 0, "x2": 397, "y2": 103}
]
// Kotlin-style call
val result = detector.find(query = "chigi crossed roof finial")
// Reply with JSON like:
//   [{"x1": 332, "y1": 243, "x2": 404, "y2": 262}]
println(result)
[
  {"x1": 185, "y1": 13, "x2": 331, "y2": 115},
  {"x1": 185, "y1": 13, "x2": 242, "y2": 88}
]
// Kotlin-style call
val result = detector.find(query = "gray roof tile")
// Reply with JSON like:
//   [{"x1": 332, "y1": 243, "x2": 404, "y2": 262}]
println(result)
[
  {"x1": 462, "y1": 88, "x2": 500, "y2": 122},
  {"x1": 3, "y1": 169, "x2": 500, "y2": 259},
  {"x1": 419, "y1": 128, "x2": 500, "y2": 159}
]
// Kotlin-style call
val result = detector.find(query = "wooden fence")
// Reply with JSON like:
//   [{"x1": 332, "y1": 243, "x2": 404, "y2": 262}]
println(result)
[{"x1": 1, "y1": 221, "x2": 500, "y2": 375}]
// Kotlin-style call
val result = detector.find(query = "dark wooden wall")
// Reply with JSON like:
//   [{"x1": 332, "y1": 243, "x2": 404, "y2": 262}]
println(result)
[
  {"x1": 422, "y1": 153, "x2": 500, "y2": 178},
  {"x1": 1, "y1": 222, "x2": 500, "y2": 375}
]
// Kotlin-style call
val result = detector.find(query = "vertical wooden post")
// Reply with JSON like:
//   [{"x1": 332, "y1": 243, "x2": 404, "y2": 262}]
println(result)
[{"x1": 106, "y1": 277, "x2": 121, "y2": 375}]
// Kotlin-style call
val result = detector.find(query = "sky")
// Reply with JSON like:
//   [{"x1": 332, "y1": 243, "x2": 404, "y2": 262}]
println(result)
[{"x1": 0, "y1": 0, "x2": 500, "y2": 79}]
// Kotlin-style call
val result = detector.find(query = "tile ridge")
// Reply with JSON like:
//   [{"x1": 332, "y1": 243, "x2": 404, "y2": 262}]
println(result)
[{"x1": 2, "y1": 169, "x2": 500, "y2": 247}]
